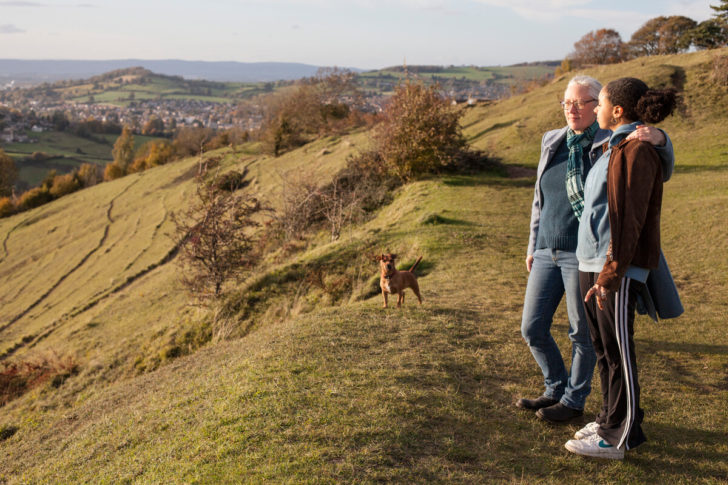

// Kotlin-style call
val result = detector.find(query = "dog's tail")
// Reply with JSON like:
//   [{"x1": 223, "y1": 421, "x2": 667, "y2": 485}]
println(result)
[{"x1": 408, "y1": 256, "x2": 423, "y2": 273}]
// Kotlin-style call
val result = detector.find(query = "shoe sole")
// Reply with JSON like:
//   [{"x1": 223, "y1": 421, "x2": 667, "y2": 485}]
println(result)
[{"x1": 564, "y1": 441, "x2": 624, "y2": 460}]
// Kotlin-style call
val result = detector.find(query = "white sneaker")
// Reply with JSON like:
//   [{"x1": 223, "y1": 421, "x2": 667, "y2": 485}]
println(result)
[
  {"x1": 574, "y1": 421, "x2": 599, "y2": 440},
  {"x1": 564, "y1": 433, "x2": 624, "y2": 460}
]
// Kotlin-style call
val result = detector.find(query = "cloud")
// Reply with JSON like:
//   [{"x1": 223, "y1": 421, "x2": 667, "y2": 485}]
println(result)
[
  {"x1": 471, "y1": 0, "x2": 592, "y2": 20},
  {"x1": 0, "y1": 23, "x2": 25, "y2": 33},
  {"x1": 0, "y1": 1, "x2": 98, "y2": 6},
  {"x1": 0, "y1": 1, "x2": 43, "y2": 5}
]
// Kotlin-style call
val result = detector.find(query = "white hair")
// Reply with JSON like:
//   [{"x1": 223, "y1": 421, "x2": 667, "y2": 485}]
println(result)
[{"x1": 565, "y1": 75, "x2": 602, "y2": 100}]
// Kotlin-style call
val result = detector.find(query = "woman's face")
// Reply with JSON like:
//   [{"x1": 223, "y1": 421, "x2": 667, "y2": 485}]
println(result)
[
  {"x1": 563, "y1": 84, "x2": 597, "y2": 133},
  {"x1": 595, "y1": 88, "x2": 615, "y2": 130}
]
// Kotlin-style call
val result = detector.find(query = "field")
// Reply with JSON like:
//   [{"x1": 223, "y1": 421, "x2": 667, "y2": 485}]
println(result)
[
  {"x1": 0, "y1": 49, "x2": 727, "y2": 483},
  {"x1": 3, "y1": 131, "x2": 164, "y2": 189},
  {"x1": 61, "y1": 72, "x2": 273, "y2": 107}
]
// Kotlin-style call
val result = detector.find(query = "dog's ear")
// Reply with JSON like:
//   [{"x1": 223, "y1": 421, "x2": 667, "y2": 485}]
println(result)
[
  {"x1": 374, "y1": 254, "x2": 382, "y2": 262},
  {"x1": 390, "y1": 254, "x2": 397, "y2": 260}
]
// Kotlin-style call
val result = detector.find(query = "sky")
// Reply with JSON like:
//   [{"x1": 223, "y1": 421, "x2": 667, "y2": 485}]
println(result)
[{"x1": 0, "y1": 0, "x2": 718, "y2": 69}]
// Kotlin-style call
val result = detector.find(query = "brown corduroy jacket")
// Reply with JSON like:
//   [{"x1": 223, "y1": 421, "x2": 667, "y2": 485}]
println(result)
[{"x1": 596, "y1": 138, "x2": 663, "y2": 291}]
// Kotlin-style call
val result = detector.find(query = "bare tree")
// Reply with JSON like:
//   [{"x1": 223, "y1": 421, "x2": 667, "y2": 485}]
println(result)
[{"x1": 173, "y1": 175, "x2": 266, "y2": 299}]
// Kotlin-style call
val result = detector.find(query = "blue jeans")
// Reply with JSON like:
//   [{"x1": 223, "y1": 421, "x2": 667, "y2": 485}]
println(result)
[{"x1": 521, "y1": 248, "x2": 596, "y2": 409}]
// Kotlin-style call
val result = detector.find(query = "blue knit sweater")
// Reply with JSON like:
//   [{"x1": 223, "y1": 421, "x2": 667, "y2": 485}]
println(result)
[{"x1": 535, "y1": 140, "x2": 585, "y2": 251}]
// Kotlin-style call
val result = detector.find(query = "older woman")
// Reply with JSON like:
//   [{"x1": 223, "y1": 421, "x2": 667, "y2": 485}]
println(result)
[
  {"x1": 564, "y1": 78, "x2": 678, "y2": 459},
  {"x1": 517, "y1": 75, "x2": 674, "y2": 424}
]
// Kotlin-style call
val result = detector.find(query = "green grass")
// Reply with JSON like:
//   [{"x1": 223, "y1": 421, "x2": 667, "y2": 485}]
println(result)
[{"x1": 0, "y1": 49, "x2": 727, "y2": 483}]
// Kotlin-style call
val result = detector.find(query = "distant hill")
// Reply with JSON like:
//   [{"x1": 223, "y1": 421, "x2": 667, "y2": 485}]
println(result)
[{"x1": 0, "y1": 59, "x2": 355, "y2": 83}]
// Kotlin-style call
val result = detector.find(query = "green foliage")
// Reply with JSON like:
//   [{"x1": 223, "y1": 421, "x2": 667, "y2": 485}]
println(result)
[
  {"x1": 711, "y1": 0, "x2": 728, "y2": 21},
  {"x1": 691, "y1": 19, "x2": 728, "y2": 49},
  {"x1": 627, "y1": 16, "x2": 697, "y2": 57},
  {"x1": 376, "y1": 81, "x2": 467, "y2": 181}
]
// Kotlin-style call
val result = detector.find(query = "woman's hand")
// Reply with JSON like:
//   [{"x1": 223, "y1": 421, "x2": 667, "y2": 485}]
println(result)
[
  {"x1": 585, "y1": 283, "x2": 608, "y2": 310},
  {"x1": 526, "y1": 255, "x2": 534, "y2": 272},
  {"x1": 626, "y1": 125, "x2": 666, "y2": 146}
]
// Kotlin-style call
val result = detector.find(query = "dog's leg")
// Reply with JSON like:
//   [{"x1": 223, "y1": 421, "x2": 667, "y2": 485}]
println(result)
[
  {"x1": 382, "y1": 290, "x2": 388, "y2": 308},
  {"x1": 397, "y1": 292, "x2": 404, "y2": 308},
  {"x1": 412, "y1": 281, "x2": 423, "y2": 304}
]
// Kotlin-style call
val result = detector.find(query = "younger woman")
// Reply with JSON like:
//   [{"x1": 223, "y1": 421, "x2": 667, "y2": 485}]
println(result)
[{"x1": 567, "y1": 77, "x2": 678, "y2": 459}]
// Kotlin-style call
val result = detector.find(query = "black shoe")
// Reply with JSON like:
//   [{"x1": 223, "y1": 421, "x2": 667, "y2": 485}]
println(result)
[
  {"x1": 536, "y1": 402, "x2": 584, "y2": 423},
  {"x1": 515, "y1": 396, "x2": 559, "y2": 411}
]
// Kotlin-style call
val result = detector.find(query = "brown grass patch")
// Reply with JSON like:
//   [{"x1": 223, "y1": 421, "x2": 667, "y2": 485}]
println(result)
[{"x1": 0, "y1": 352, "x2": 78, "y2": 405}]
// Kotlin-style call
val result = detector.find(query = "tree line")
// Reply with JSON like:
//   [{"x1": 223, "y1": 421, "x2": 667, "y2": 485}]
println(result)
[{"x1": 560, "y1": 2, "x2": 728, "y2": 71}]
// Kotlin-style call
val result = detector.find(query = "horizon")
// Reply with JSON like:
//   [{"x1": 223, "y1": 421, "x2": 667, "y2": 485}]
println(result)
[{"x1": 0, "y1": 1, "x2": 717, "y2": 69}]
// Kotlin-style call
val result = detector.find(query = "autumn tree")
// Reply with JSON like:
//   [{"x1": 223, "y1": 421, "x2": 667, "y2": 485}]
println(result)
[
  {"x1": 571, "y1": 28, "x2": 624, "y2": 66},
  {"x1": 142, "y1": 115, "x2": 165, "y2": 136},
  {"x1": 375, "y1": 81, "x2": 467, "y2": 182},
  {"x1": 173, "y1": 175, "x2": 266, "y2": 299},
  {"x1": 260, "y1": 68, "x2": 362, "y2": 156},
  {"x1": 0, "y1": 148, "x2": 17, "y2": 198},
  {"x1": 111, "y1": 125, "x2": 135, "y2": 173},
  {"x1": 627, "y1": 16, "x2": 697, "y2": 58}
]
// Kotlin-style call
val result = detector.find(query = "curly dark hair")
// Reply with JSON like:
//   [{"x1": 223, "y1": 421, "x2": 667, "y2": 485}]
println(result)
[{"x1": 604, "y1": 77, "x2": 677, "y2": 124}]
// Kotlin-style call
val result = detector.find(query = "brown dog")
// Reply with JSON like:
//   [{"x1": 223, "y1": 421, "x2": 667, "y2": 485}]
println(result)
[{"x1": 375, "y1": 253, "x2": 423, "y2": 308}]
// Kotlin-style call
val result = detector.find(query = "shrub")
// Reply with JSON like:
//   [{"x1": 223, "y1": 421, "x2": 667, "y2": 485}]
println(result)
[
  {"x1": 103, "y1": 162, "x2": 125, "y2": 181},
  {"x1": 213, "y1": 168, "x2": 250, "y2": 192},
  {"x1": 17, "y1": 187, "x2": 52, "y2": 210},
  {"x1": 49, "y1": 173, "x2": 81, "y2": 198},
  {"x1": 376, "y1": 81, "x2": 467, "y2": 182},
  {"x1": 272, "y1": 173, "x2": 323, "y2": 242},
  {"x1": 77, "y1": 163, "x2": 101, "y2": 187},
  {"x1": 0, "y1": 196, "x2": 15, "y2": 218},
  {"x1": 0, "y1": 352, "x2": 78, "y2": 405},
  {"x1": 173, "y1": 175, "x2": 269, "y2": 299}
]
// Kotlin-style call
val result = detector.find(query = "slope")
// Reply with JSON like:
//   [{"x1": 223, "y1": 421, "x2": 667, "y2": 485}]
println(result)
[{"x1": 1, "y1": 49, "x2": 728, "y2": 483}]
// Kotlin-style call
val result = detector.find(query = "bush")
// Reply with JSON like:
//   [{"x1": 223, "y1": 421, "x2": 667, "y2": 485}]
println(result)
[
  {"x1": 103, "y1": 162, "x2": 125, "y2": 181},
  {"x1": 213, "y1": 168, "x2": 250, "y2": 192},
  {"x1": 17, "y1": 187, "x2": 52, "y2": 210},
  {"x1": 173, "y1": 175, "x2": 269, "y2": 299},
  {"x1": 376, "y1": 81, "x2": 467, "y2": 182},
  {"x1": 0, "y1": 197, "x2": 15, "y2": 218},
  {"x1": 0, "y1": 352, "x2": 78, "y2": 405},
  {"x1": 77, "y1": 163, "x2": 101, "y2": 188},
  {"x1": 49, "y1": 173, "x2": 81, "y2": 198}
]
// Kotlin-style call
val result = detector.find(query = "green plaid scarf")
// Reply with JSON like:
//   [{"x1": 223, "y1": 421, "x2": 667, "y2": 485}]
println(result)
[{"x1": 565, "y1": 121, "x2": 599, "y2": 220}]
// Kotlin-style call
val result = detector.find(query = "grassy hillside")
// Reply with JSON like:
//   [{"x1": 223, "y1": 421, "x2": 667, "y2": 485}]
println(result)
[{"x1": 1, "y1": 49, "x2": 727, "y2": 483}]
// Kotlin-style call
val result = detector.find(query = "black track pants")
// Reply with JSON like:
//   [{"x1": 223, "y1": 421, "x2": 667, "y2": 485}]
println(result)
[{"x1": 579, "y1": 271, "x2": 647, "y2": 450}]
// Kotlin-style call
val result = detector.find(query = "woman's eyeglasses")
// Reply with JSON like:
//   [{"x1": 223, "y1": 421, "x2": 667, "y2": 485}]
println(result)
[{"x1": 560, "y1": 99, "x2": 597, "y2": 111}]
